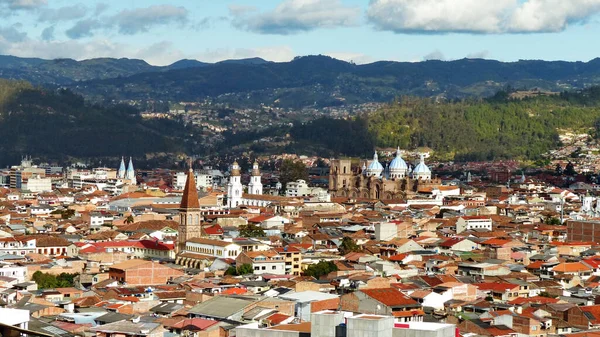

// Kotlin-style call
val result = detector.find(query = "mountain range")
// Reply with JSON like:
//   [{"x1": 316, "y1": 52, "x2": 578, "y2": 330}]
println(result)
[{"x1": 4, "y1": 54, "x2": 600, "y2": 108}]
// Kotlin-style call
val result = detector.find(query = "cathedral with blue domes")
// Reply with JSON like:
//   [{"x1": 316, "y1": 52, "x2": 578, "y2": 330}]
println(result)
[{"x1": 329, "y1": 148, "x2": 441, "y2": 200}]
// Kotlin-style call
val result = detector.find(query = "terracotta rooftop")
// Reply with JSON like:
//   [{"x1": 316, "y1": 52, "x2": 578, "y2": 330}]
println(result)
[{"x1": 360, "y1": 288, "x2": 419, "y2": 307}]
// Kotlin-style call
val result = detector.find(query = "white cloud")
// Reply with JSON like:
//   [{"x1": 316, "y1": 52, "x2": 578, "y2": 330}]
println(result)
[
  {"x1": 110, "y1": 5, "x2": 188, "y2": 35},
  {"x1": 133, "y1": 41, "x2": 186, "y2": 65},
  {"x1": 38, "y1": 4, "x2": 87, "y2": 22},
  {"x1": 231, "y1": 0, "x2": 361, "y2": 34},
  {"x1": 466, "y1": 50, "x2": 490, "y2": 59},
  {"x1": 40, "y1": 25, "x2": 54, "y2": 41},
  {"x1": 508, "y1": 0, "x2": 600, "y2": 32},
  {"x1": 422, "y1": 49, "x2": 445, "y2": 61},
  {"x1": 0, "y1": 37, "x2": 122, "y2": 60},
  {"x1": 0, "y1": 0, "x2": 46, "y2": 10},
  {"x1": 228, "y1": 4, "x2": 257, "y2": 16},
  {"x1": 192, "y1": 46, "x2": 295, "y2": 63},
  {"x1": 367, "y1": 0, "x2": 600, "y2": 34}
]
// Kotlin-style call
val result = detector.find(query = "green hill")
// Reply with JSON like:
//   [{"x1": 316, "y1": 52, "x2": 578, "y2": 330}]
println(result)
[
  {"x1": 0, "y1": 79, "x2": 188, "y2": 166},
  {"x1": 217, "y1": 87, "x2": 600, "y2": 161}
]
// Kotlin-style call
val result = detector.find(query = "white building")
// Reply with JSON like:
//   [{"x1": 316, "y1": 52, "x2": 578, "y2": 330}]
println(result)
[
  {"x1": 89, "y1": 212, "x2": 114, "y2": 230},
  {"x1": 22, "y1": 175, "x2": 52, "y2": 193},
  {"x1": 456, "y1": 216, "x2": 493, "y2": 234},
  {"x1": 247, "y1": 162, "x2": 263, "y2": 195},
  {"x1": 236, "y1": 250, "x2": 286, "y2": 275},
  {"x1": 375, "y1": 222, "x2": 398, "y2": 241},
  {"x1": 184, "y1": 238, "x2": 241, "y2": 259},
  {"x1": 227, "y1": 161, "x2": 243, "y2": 208},
  {"x1": 175, "y1": 169, "x2": 218, "y2": 191},
  {"x1": 29, "y1": 205, "x2": 54, "y2": 216},
  {"x1": 0, "y1": 263, "x2": 27, "y2": 282},
  {"x1": 0, "y1": 237, "x2": 36, "y2": 256}
]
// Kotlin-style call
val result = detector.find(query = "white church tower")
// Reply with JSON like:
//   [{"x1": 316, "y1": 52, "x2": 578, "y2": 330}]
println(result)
[
  {"x1": 125, "y1": 157, "x2": 136, "y2": 185},
  {"x1": 117, "y1": 157, "x2": 126, "y2": 179},
  {"x1": 248, "y1": 161, "x2": 263, "y2": 195},
  {"x1": 227, "y1": 161, "x2": 243, "y2": 208}
]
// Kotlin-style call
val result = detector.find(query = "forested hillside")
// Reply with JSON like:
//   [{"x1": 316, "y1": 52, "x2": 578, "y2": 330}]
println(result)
[
  {"x1": 232, "y1": 88, "x2": 600, "y2": 161},
  {"x1": 0, "y1": 79, "x2": 189, "y2": 166},
  {"x1": 367, "y1": 88, "x2": 600, "y2": 160},
  {"x1": 68, "y1": 56, "x2": 600, "y2": 107}
]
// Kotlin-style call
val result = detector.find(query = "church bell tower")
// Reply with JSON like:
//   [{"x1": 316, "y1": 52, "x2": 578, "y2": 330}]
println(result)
[{"x1": 178, "y1": 165, "x2": 202, "y2": 253}]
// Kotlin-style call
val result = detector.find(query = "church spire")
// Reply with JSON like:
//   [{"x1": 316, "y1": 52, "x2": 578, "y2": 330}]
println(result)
[
  {"x1": 126, "y1": 157, "x2": 135, "y2": 179},
  {"x1": 180, "y1": 164, "x2": 200, "y2": 210},
  {"x1": 118, "y1": 157, "x2": 126, "y2": 179}
]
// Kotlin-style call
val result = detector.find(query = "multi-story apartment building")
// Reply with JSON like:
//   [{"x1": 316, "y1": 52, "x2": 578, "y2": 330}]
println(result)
[
  {"x1": 275, "y1": 246, "x2": 303, "y2": 275},
  {"x1": 236, "y1": 249, "x2": 286, "y2": 275}
]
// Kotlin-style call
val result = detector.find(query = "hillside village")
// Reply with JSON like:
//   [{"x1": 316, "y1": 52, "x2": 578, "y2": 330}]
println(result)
[{"x1": 0, "y1": 153, "x2": 600, "y2": 337}]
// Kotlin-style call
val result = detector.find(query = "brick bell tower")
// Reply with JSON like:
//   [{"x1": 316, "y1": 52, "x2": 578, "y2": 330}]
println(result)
[{"x1": 177, "y1": 162, "x2": 202, "y2": 253}]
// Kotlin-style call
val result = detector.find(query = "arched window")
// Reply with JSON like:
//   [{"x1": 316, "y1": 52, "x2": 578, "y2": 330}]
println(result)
[
  {"x1": 196, "y1": 215, "x2": 200, "y2": 225},
  {"x1": 188, "y1": 214, "x2": 192, "y2": 225}
]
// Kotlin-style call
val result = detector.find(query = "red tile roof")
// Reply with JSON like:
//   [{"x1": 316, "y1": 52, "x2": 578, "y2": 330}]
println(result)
[
  {"x1": 474, "y1": 282, "x2": 518, "y2": 292},
  {"x1": 508, "y1": 296, "x2": 559, "y2": 305},
  {"x1": 266, "y1": 313, "x2": 292, "y2": 325},
  {"x1": 360, "y1": 288, "x2": 419, "y2": 307},
  {"x1": 438, "y1": 237, "x2": 464, "y2": 248},
  {"x1": 481, "y1": 238, "x2": 512, "y2": 246},
  {"x1": 221, "y1": 287, "x2": 247, "y2": 295},
  {"x1": 203, "y1": 224, "x2": 224, "y2": 235},
  {"x1": 552, "y1": 262, "x2": 592, "y2": 273}
]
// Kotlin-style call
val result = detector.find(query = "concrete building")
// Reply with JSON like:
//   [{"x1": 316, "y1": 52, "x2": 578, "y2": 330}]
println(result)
[
  {"x1": 375, "y1": 222, "x2": 398, "y2": 241},
  {"x1": 275, "y1": 246, "x2": 303, "y2": 276},
  {"x1": 108, "y1": 259, "x2": 184, "y2": 285},
  {"x1": 236, "y1": 250, "x2": 286, "y2": 275},
  {"x1": 278, "y1": 291, "x2": 340, "y2": 322},
  {"x1": 348, "y1": 314, "x2": 394, "y2": 337},
  {"x1": 175, "y1": 167, "x2": 221, "y2": 191},
  {"x1": 184, "y1": 238, "x2": 241, "y2": 259},
  {"x1": 10, "y1": 157, "x2": 46, "y2": 189},
  {"x1": 91, "y1": 320, "x2": 165, "y2": 337},
  {"x1": 21, "y1": 175, "x2": 52, "y2": 193},
  {"x1": 0, "y1": 238, "x2": 36, "y2": 256},
  {"x1": 235, "y1": 311, "x2": 456, "y2": 337},
  {"x1": 455, "y1": 216, "x2": 492, "y2": 234},
  {"x1": 286, "y1": 180, "x2": 328, "y2": 199}
]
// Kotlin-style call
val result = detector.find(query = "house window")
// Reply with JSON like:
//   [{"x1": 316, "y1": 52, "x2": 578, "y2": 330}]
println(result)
[{"x1": 272, "y1": 266, "x2": 277, "y2": 270}]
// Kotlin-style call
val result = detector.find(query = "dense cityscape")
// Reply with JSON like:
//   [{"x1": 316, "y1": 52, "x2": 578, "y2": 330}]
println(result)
[{"x1": 3, "y1": 1, "x2": 600, "y2": 337}]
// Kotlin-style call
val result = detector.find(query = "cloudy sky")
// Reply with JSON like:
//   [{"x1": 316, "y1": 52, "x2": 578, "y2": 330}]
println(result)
[{"x1": 1, "y1": 0, "x2": 600, "y2": 65}]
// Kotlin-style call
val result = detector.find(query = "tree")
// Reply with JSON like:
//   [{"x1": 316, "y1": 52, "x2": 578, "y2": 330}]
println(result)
[
  {"x1": 224, "y1": 263, "x2": 254, "y2": 276},
  {"x1": 339, "y1": 237, "x2": 361, "y2": 255},
  {"x1": 555, "y1": 163, "x2": 563, "y2": 175},
  {"x1": 238, "y1": 224, "x2": 266, "y2": 238},
  {"x1": 124, "y1": 215, "x2": 134, "y2": 224},
  {"x1": 565, "y1": 161, "x2": 577, "y2": 176},
  {"x1": 545, "y1": 217, "x2": 561, "y2": 225},
  {"x1": 303, "y1": 260, "x2": 337, "y2": 279},
  {"x1": 32, "y1": 271, "x2": 78, "y2": 289},
  {"x1": 237, "y1": 264, "x2": 254, "y2": 275},
  {"x1": 279, "y1": 159, "x2": 309, "y2": 193}
]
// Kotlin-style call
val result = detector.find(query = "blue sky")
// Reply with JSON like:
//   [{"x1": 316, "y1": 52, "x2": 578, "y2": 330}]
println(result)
[{"x1": 1, "y1": 0, "x2": 600, "y2": 65}]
